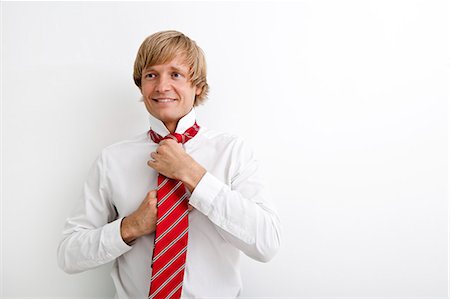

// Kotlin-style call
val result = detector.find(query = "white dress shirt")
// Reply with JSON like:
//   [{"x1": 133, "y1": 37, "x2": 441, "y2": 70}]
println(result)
[{"x1": 57, "y1": 108, "x2": 282, "y2": 298}]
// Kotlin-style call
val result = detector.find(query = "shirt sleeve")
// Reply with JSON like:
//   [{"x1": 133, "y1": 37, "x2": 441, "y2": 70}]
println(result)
[
  {"x1": 188, "y1": 138, "x2": 282, "y2": 262},
  {"x1": 57, "y1": 151, "x2": 132, "y2": 274}
]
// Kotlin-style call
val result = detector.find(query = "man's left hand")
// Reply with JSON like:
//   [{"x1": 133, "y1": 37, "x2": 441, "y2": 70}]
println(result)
[{"x1": 147, "y1": 139, "x2": 206, "y2": 192}]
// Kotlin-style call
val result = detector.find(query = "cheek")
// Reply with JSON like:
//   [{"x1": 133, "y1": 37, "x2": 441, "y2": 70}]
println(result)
[
  {"x1": 141, "y1": 83, "x2": 154, "y2": 95},
  {"x1": 186, "y1": 88, "x2": 197, "y2": 101}
]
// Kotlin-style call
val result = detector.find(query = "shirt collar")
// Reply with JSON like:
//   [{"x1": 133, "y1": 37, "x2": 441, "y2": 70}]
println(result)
[{"x1": 148, "y1": 108, "x2": 197, "y2": 137}]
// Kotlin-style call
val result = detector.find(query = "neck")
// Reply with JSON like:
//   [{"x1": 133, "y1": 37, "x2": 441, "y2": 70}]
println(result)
[
  {"x1": 164, "y1": 121, "x2": 178, "y2": 133},
  {"x1": 149, "y1": 108, "x2": 196, "y2": 136}
]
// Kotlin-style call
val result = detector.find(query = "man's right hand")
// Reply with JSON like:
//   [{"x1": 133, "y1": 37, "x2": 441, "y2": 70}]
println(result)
[{"x1": 120, "y1": 190, "x2": 158, "y2": 245}]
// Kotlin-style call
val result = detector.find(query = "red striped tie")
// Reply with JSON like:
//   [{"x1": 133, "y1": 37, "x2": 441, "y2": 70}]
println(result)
[{"x1": 147, "y1": 122, "x2": 200, "y2": 299}]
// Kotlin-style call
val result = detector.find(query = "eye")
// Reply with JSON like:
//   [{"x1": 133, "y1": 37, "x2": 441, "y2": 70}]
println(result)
[
  {"x1": 144, "y1": 73, "x2": 157, "y2": 79},
  {"x1": 172, "y1": 72, "x2": 183, "y2": 78}
]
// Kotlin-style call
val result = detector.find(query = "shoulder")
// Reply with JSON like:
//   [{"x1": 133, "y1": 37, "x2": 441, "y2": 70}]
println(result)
[
  {"x1": 99, "y1": 132, "x2": 149, "y2": 158},
  {"x1": 199, "y1": 127, "x2": 245, "y2": 147},
  {"x1": 198, "y1": 127, "x2": 255, "y2": 159}
]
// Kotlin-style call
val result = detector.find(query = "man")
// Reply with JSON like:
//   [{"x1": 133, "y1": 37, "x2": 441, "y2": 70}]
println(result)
[{"x1": 58, "y1": 30, "x2": 281, "y2": 298}]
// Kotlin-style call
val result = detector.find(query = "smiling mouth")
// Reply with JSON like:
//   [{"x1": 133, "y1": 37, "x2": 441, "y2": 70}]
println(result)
[{"x1": 153, "y1": 98, "x2": 177, "y2": 103}]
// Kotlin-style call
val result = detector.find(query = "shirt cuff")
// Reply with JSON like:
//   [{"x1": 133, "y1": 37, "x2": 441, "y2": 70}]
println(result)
[
  {"x1": 102, "y1": 217, "x2": 133, "y2": 259},
  {"x1": 189, "y1": 172, "x2": 225, "y2": 215}
]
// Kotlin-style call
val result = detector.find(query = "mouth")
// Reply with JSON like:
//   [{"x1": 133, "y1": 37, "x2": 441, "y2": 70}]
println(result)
[{"x1": 152, "y1": 98, "x2": 177, "y2": 103}]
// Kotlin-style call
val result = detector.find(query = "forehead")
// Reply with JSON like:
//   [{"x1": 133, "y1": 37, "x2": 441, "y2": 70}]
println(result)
[{"x1": 144, "y1": 56, "x2": 190, "y2": 73}]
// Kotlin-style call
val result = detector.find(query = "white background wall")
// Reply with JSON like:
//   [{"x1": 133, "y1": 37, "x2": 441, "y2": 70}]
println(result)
[{"x1": 1, "y1": 1, "x2": 448, "y2": 298}]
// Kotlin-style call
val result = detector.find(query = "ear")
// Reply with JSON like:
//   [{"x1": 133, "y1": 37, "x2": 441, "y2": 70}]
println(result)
[{"x1": 195, "y1": 84, "x2": 203, "y2": 96}]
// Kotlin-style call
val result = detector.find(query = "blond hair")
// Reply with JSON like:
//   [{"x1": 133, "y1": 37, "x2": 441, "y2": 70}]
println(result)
[{"x1": 133, "y1": 30, "x2": 209, "y2": 105}]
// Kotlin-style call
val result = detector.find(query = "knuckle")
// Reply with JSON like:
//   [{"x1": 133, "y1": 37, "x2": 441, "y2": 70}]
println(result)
[{"x1": 150, "y1": 200, "x2": 158, "y2": 209}]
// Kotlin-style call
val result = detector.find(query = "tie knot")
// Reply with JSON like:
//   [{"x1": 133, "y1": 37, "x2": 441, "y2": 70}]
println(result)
[
  {"x1": 163, "y1": 133, "x2": 184, "y2": 143},
  {"x1": 148, "y1": 122, "x2": 200, "y2": 144}
]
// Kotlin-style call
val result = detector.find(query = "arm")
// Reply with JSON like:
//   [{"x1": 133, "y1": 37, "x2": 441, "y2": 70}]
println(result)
[
  {"x1": 120, "y1": 190, "x2": 158, "y2": 244},
  {"x1": 148, "y1": 138, "x2": 282, "y2": 262},
  {"x1": 57, "y1": 152, "x2": 132, "y2": 274},
  {"x1": 188, "y1": 141, "x2": 281, "y2": 263}
]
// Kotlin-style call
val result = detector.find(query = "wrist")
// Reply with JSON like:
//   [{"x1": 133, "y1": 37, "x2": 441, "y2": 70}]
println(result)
[
  {"x1": 120, "y1": 217, "x2": 138, "y2": 245},
  {"x1": 180, "y1": 161, "x2": 206, "y2": 193}
]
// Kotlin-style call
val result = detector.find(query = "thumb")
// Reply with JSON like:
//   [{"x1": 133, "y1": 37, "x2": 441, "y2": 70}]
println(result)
[{"x1": 147, "y1": 190, "x2": 157, "y2": 199}]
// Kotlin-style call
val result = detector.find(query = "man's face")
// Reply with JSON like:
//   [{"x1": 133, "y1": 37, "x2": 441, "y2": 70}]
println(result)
[{"x1": 140, "y1": 57, "x2": 201, "y2": 132}]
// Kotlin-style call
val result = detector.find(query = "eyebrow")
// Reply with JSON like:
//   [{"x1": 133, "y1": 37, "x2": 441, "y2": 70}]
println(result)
[
  {"x1": 169, "y1": 66, "x2": 187, "y2": 74},
  {"x1": 144, "y1": 65, "x2": 188, "y2": 74}
]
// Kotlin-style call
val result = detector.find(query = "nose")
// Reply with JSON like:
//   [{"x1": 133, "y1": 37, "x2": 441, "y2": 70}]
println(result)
[{"x1": 155, "y1": 75, "x2": 171, "y2": 93}]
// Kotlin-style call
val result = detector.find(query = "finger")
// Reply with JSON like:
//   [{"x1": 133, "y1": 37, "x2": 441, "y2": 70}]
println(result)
[
  {"x1": 188, "y1": 204, "x2": 194, "y2": 212},
  {"x1": 156, "y1": 144, "x2": 168, "y2": 153},
  {"x1": 147, "y1": 159, "x2": 157, "y2": 169},
  {"x1": 160, "y1": 139, "x2": 179, "y2": 147},
  {"x1": 147, "y1": 190, "x2": 157, "y2": 198},
  {"x1": 150, "y1": 152, "x2": 158, "y2": 160},
  {"x1": 147, "y1": 190, "x2": 158, "y2": 198},
  {"x1": 159, "y1": 139, "x2": 174, "y2": 145}
]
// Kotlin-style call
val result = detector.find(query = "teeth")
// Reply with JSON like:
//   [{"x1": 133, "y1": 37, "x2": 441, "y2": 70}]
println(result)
[{"x1": 155, "y1": 98, "x2": 175, "y2": 102}]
